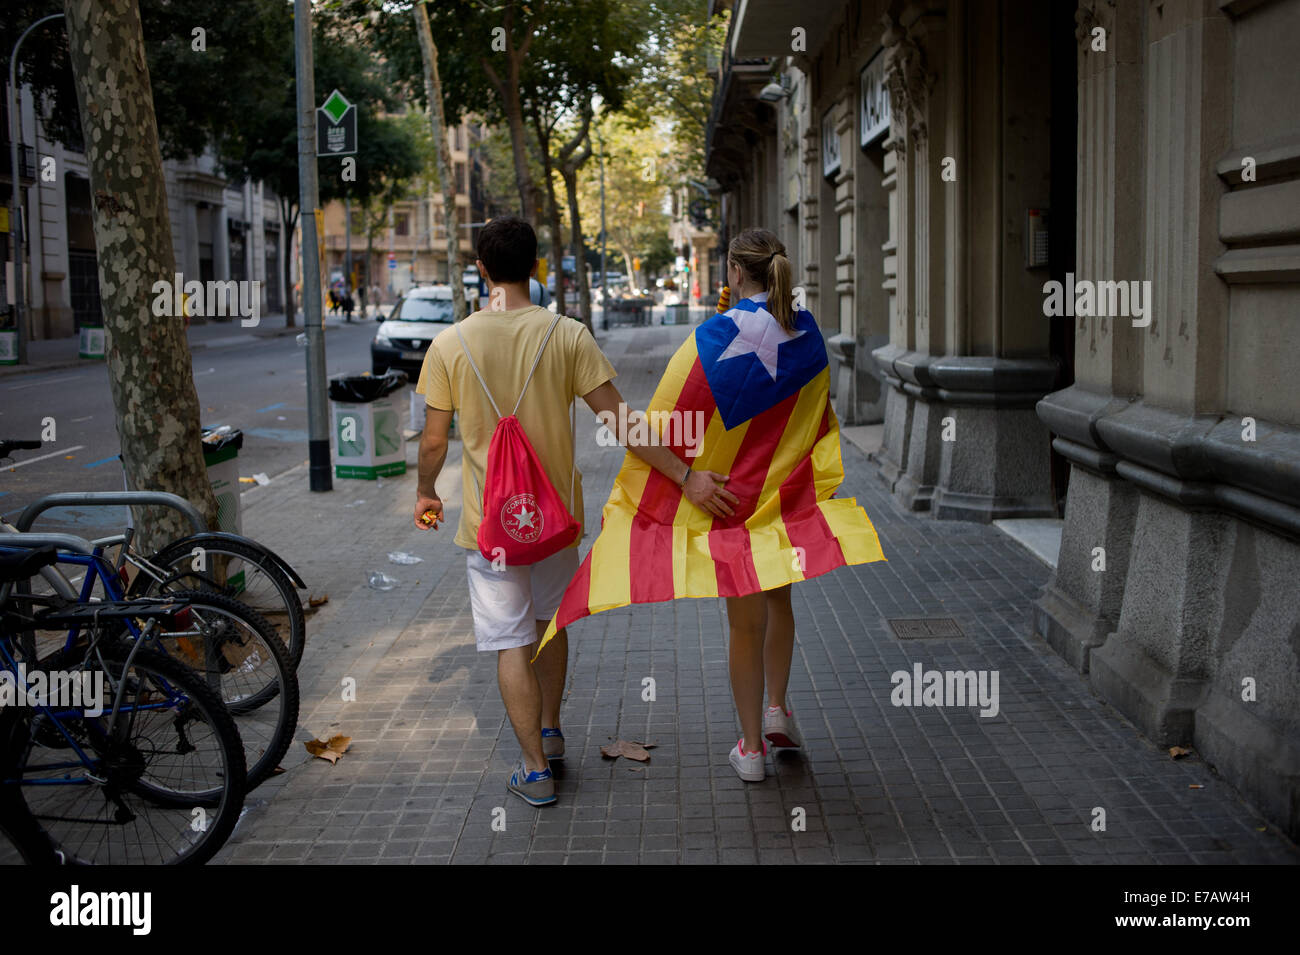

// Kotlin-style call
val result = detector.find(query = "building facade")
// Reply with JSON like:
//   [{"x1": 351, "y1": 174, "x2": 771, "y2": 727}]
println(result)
[
  {"x1": 320, "y1": 117, "x2": 486, "y2": 303},
  {"x1": 3, "y1": 82, "x2": 287, "y2": 337},
  {"x1": 707, "y1": 0, "x2": 1300, "y2": 839}
]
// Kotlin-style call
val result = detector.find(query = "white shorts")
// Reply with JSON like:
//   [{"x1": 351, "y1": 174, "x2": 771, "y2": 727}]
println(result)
[{"x1": 465, "y1": 547, "x2": 580, "y2": 652}]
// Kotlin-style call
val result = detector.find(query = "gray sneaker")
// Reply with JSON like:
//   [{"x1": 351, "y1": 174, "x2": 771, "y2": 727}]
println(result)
[
  {"x1": 542, "y1": 727, "x2": 565, "y2": 760},
  {"x1": 507, "y1": 758, "x2": 557, "y2": 806}
]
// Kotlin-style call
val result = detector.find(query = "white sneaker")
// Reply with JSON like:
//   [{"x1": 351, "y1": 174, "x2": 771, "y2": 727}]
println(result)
[
  {"x1": 763, "y1": 704, "x2": 801, "y2": 748},
  {"x1": 728, "y1": 739, "x2": 766, "y2": 782}
]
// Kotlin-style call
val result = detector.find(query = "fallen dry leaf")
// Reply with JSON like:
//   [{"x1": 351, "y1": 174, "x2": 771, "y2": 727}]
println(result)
[
  {"x1": 600, "y1": 739, "x2": 652, "y2": 762},
  {"x1": 632, "y1": 740, "x2": 658, "y2": 750},
  {"x1": 305, "y1": 734, "x2": 352, "y2": 764},
  {"x1": 1169, "y1": 746, "x2": 1191, "y2": 760},
  {"x1": 308, "y1": 593, "x2": 329, "y2": 608}
]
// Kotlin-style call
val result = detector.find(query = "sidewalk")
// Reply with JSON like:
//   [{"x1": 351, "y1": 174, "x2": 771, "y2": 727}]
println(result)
[
  {"x1": 216, "y1": 322, "x2": 1299, "y2": 864},
  {"x1": 0, "y1": 308, "x2": 386, "y2": 379}
]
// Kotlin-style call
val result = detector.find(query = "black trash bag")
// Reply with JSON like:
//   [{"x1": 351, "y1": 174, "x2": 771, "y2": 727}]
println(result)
[{"x1": 328, "y1": 370, "x2": 409, "y2": 403}]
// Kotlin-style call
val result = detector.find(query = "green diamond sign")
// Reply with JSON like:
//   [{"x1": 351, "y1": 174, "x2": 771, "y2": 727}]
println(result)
[
  {"x1": 322, "y1": 90, "x2": 350, "y2": 123},
  {"x1": 317, "y1": 89, "x2": 357, "y2": 156}
]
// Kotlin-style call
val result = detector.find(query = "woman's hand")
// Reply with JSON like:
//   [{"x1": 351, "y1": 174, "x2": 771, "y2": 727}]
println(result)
[{"x1": 683, "y1": 469, "x2": 739, "y2": 518}]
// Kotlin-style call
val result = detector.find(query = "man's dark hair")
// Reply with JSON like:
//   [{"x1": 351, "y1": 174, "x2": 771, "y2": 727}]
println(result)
[{"x1": 476, "y1": 216, "x2": 537, "y2": 284}]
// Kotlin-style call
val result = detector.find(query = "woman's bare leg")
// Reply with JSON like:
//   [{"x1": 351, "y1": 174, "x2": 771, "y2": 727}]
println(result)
[
  {"x1": 726, "y1": 591, "x2": 767, "y2": 753},
  {"x1": 763, "y1": 585, "x2": 795, "y2": 711}
]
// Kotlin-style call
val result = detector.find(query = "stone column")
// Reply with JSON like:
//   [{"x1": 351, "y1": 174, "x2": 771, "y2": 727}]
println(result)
[
  {"x1": 1034, "y1": 0, "x2": 1143, "y2": 672},
  {"x1": 212, "y1": 201, "x2": 230, "y2": 283},
  {"x1": 826, "y1": 92, "x2": 859, "y2": 423},
  {"x1": 800, "y1": 116, "x2": 821, "y2": 324}
]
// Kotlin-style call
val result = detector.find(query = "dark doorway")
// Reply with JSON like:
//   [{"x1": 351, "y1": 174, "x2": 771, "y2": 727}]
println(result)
[{"x1": 264, "y1": 229, "x2": 281, "y2": 312}]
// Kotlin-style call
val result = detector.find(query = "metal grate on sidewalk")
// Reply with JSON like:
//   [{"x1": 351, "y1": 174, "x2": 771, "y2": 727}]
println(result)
[{"x1": 887, "y1": 616, "x2": 965, "y2": 639}]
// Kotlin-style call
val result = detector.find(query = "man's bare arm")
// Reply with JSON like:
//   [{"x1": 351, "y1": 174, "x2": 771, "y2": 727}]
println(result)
[
  {"x1": 414, "y1": 406, "x2": 453, "y2": 529},
  {"x1": 581, "y1": 381, "x2": 739, "y2": 518}
]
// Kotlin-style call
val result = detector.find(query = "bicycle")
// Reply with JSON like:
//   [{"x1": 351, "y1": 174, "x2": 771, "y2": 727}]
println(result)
[
  {"x1": 13, "y1": 487, "x2": 307, "y2": 671},
  {"x1": 0, "y1": 535, "x2": 247, "y2": 865},
  {"x1": 0, "y1": 534, "x2": 298, "y2": 790}
]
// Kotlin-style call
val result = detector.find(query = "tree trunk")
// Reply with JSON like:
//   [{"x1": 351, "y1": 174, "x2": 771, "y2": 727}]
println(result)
[
  {"x1": 413, "y1": 3, "x2": 467, "y2": 321},
  {"x1": 63, "y1": 0, "x2": 219, "y2": 549},
  {"x1": 560, "y1": 165, "x2": 591, "y2": 330},
  {"x1": 280, "y1": 198, "x2": 297, "y2": 327},
  {"x1": 478, "y1": 1, "x2": 539, "y2": 222},
  {"x1": 530, "y1": 111, "x2": 565, "y2": 316},
  {"x1": 365, "y1": 216, "x2": 375, "y2": 317},
  {"x1": 501, "y1": 62, "x2": 536, "y2": 221}
]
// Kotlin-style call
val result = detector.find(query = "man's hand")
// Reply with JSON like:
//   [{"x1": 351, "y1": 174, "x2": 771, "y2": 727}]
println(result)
[
  {"x1": 415, "y1": 495, "x2": 443, "y2": 530},
  {"x1": 683, "y1": 469, "x2": 739, "y2": 518}
]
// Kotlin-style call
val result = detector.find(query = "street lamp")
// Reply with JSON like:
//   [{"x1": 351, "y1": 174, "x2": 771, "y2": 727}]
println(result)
[{"x1": 9, "y1": 13, "x2": 65, "y2": 365}]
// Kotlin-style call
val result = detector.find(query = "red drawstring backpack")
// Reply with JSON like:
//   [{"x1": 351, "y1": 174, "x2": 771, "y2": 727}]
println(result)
[{"x1": 455, "y1": 313, "x2": 580, "y2": 566}]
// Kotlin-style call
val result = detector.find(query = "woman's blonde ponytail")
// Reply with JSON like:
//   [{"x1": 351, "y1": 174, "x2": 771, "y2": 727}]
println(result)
[
  {"x1": 767, "y1": 251, "x2": 793, "y2": 330},
  {"x1": 727, "y1": 228, "x2": 797, "y2": 331}
]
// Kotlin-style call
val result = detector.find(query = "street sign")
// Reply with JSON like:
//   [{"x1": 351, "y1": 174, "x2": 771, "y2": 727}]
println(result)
[{"x1": 316, "y1": 89, "x2": 357, "y2": 157}]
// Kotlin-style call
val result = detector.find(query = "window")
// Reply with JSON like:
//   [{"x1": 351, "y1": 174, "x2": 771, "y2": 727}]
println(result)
[
  {"x1": 394, "y1": 212, "x2": 410, "y2": 236},
  {"x1": 456, "y1": 162, "x2": 466, "y2": 195},
  {"x1": 392, "y1": 297, "x2": 454, "y2": 323}
]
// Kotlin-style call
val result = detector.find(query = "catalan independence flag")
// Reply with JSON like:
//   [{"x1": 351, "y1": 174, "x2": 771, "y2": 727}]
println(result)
[{"x1": 538, "y1": 291, "x2": 886, "y2": 654}]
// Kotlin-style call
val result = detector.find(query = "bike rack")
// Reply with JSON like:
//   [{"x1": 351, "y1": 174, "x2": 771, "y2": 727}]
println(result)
[
  {"x1": 0, "y1": 532, "x2": 97, "y2": 556},
  {"x1": 13, "y1": 491, "x2": 207, "y2": 535}
]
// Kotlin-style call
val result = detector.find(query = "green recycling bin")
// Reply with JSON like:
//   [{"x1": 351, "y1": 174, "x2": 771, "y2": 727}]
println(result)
[
  {"x1": 200, "y1": 426, "x2": 246, "y2": 591},
  {"x1": 330, "y1": 371, "x2": 408, "y2": 479}
]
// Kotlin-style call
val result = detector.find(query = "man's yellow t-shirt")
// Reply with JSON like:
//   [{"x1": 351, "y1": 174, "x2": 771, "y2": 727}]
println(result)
[{"x1": 415, "y1": 305, "x2": 616, "y2": 551}]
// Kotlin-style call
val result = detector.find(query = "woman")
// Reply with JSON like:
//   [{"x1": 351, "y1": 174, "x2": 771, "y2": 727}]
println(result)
[
  {"x1": 716, "y1": 229, "x2": 808, "y2": 780},
  {"x1": 538, "y1": 228, "x2": 885, "y2": 782}
]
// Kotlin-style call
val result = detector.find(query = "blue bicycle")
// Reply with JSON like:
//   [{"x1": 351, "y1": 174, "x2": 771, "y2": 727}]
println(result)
[{"x1": 0, "y1": 537, "x2": 246, "y2": 865}]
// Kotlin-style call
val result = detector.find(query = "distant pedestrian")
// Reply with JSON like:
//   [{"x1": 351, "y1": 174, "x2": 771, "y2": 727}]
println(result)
[
  {"x1": 342, "y1": 291, "x2": 354, "y2": 322},
  {"x1": 326, "y1": 288, "x2": 338, "y2": 315}
]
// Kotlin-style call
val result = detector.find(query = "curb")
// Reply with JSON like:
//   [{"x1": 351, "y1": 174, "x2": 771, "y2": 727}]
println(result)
[
  {"x1": 0, "y1": 320, "x2": 365, "y2": 379},
  {"x1": 0, "y1": 359, "x2": 89, "y2": 380}
]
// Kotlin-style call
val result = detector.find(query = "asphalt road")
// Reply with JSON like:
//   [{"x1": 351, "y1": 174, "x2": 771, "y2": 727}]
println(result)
[{"x1": 1, "y1": 320, "x2": 384, "y2": 540}]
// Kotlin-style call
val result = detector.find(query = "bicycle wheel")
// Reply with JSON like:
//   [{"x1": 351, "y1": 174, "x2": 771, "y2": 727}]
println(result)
[
  {"x1": 2, "y1": 642, "x2": 246, "y2": 865},
  {"x1": 130, "y1": 536, "x2": 306, "y2": 669},
  {"x1": 149, "y1": 590, "x2": 298, "y2": 790}
]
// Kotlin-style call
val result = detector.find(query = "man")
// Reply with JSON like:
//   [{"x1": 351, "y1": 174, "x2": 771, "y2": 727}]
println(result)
[{"x1": 413, "y1": 216, "x2": 730, "y2": 807}]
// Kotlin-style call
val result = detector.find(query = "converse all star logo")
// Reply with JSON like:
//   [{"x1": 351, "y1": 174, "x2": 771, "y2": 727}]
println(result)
[{"x1": 501, "y1": 492, "x2": 543, "y2": 544}]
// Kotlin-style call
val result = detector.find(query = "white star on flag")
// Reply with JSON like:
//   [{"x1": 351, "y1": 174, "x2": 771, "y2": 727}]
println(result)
[
  {"x1": 513, "y1": 505, "x2": 536, "y2": 529},
  {"x1": 716, "y1": 302, "x2": 805, "y2": 381}
]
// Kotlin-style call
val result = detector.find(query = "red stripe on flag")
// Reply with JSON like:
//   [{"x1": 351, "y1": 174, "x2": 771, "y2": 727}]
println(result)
[
  {"x1": 629, "y1": 357, "x2": 714, "y2": 603},
  {"x1": 779, "y1": 404, "x2": 844, "y2": 577},
  {"x1": 555, "y1": 549, "x2": 594, "y2": 630},
  {"x1": 707, "y1": 390, "x2": 800, "y2": 597}
]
